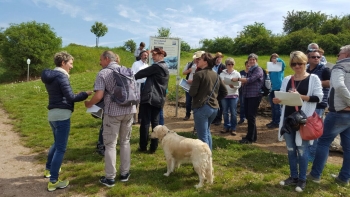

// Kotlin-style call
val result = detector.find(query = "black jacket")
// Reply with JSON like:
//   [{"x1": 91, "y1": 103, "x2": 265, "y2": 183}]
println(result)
[
  {"x1": 41, "y1": 69, "x2": 88, "y2": 112},
  {"x1": 135, "y1": 61, "x2": 169, "y2": 108}
]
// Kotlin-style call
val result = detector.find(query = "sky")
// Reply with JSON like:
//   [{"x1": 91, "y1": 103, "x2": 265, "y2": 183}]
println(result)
[{"x1": 1, "y1": 0, "x2": 349, "y2": 49}]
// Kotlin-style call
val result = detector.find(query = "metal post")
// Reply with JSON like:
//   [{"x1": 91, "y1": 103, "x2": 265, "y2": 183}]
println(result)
[
  {"x1": 27, "y1": 63, "x2": 29, "y2": 81},
  {"x1": 26, "y1": 59, "x2": 31, "y2": 82}
]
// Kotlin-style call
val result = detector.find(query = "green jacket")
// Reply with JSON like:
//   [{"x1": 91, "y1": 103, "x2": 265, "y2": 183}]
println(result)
[{"x1": 189, "y1": 67, "x2": 228, "y2": 109}]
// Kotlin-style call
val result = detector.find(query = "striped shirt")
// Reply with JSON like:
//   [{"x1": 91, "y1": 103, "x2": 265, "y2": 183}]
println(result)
[{"x1": 94, "y1": 62, "x2": 136, "y2": 116}]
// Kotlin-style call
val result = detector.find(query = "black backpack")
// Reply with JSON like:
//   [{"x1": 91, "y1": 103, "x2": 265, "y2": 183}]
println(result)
[{"x1": 251, "y1": 66, "x2": 271, "y2": 96}]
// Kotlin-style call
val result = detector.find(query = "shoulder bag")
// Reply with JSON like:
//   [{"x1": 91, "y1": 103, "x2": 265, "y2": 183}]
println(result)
[{"x1": 291, "y1": 76, "x2": 324, "y2": 140}]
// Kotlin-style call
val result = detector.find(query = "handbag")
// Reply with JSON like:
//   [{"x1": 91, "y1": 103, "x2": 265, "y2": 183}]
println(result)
[
  {"x1": 299, "y1": 112, "x2": 323, "y2": 140},
  {"x1": 291, "y1": 76, "x2": 323, "y2": 140}
]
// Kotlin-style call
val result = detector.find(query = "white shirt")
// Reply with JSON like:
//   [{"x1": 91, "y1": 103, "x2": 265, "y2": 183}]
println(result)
[{"x1": 131, "y1": 60, "x2": 149, "y2": 83}]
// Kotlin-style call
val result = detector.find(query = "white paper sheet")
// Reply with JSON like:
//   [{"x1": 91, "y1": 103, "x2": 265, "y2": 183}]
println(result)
[
  {"x1": 223, "y1": 77, "x2": 239, "y2": 86},
  {"x1": 274, "y1": 91, "x2": 303, "y2": 106},
  {"x1": 179, "y1": 78, "x2": 190, "y2": 92},
  {"x1": 267, "y1": 62, "x2": 282, "y2": 72},
  {"x1": 86, "y1": 105, "x2": 101, "y2": 113}
]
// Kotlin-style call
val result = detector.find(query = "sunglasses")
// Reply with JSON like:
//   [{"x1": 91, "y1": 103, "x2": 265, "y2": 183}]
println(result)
[
  {"x1": 226, "y1": 63, "x2": 234, "y2": 66},
  {"x1": 291, "y1": 63, "x2": 303, "y2": 67},
  {"x1": 310, "y1": 56, "x2": 321, "y2": 59}
]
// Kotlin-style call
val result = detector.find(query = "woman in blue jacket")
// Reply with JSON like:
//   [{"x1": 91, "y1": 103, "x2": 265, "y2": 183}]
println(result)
[{"x1": 41, "y1": 51, "x2": 91, "y2": 192}]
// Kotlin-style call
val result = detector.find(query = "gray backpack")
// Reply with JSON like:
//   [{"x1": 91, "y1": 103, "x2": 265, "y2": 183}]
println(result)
[{"x1": 106, "y1": 66, "x2": 140, "y2": 106}]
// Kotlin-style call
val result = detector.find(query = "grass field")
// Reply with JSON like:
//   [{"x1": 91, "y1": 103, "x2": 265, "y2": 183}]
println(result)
[{"x1": 0, "y1": 51, "x2": 347, "y2": 196}]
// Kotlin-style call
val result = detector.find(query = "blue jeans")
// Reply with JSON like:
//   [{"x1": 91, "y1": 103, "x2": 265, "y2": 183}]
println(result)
[
  {"x1": 284, "y1": 130, "x2": 309, "y2": 181},
  {"x1": 310, "y1": 112, "x2": 350, "y2": 183},
  {"x1": 239, "y1": 93, "x2": 245, "y2": 120},
  {"x1": 193, "y1": 104, "x2": 218, "y2": 150},
  {"x1": 185, "y1": 91, "x2": 192, "y2": 117},
  {"x1": 45, "y1": 119, "x2": 70, "y2": 182},
  {"x1": 221, "y1": 97, "x2": 238, "y2": 130},
  {"x1": 269, "y1": 91, "x2": 281, "y2": 124},
  {"x1": 308, "y1": 108, "x2": 325, "y2": 162}
]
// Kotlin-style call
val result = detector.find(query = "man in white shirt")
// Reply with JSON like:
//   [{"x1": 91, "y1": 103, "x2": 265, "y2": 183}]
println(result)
[{"x1": 131, "y1": 50, "x2": 149, "y2": 124}]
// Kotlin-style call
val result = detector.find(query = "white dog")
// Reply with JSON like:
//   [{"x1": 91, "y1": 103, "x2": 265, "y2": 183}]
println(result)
[{"x1": 150, "y1": 125, "x2": 213, "y2": 188}]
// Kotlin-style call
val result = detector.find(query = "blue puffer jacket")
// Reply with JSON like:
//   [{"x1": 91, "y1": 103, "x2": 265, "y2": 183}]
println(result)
[{"x1": 41, "y1": 69, "x2": 88, "y2": 112}]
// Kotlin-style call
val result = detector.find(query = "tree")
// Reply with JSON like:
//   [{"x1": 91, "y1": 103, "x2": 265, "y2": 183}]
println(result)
[
  {"x1": 232, "y1": 22, "x2": 273, "y2": 54},
  {"x1": 156, "y1": 27, "x2": 171, "y2": 37},
  {"x1": 283, "y1": 10, "x2": 328, "y2": 34},
  {"x1": 123, "y1": 39, "x2": 136, "y2": 53},
  {"x1": 90, "y1": 22, "x2": 108, "y2": 47},
  {"x1": 0, "y1": 21, "x2": 62, "y2": 77},
  {"x1": 181, "y1": 41, "x2": 191, "y2": 52}
]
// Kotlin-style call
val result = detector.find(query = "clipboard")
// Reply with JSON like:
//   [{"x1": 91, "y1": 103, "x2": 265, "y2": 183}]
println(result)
[{"x1": 274, "y1": 91, "x2": 303, "y2": 106}]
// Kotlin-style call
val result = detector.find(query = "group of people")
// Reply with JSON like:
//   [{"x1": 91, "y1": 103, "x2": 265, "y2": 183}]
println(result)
[
  {"x1": 41, "y1": 41, "x2": 350, "y2": 193},
  {"x1": 182, "y1": 43, "x2": 350, "y2": 192},
  {"x1": 42, "y1": 43, "x2": 170, "y2": 191}
]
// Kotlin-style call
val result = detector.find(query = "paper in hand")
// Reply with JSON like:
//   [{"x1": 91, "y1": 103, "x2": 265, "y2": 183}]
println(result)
[
  {"x1": 274, "y1": 91, "x2": 303, "y2": 106},
  {"x1": 223, "y1": 77, "x2": 239, "y2": 86},
  {"x1": 267, "y1": 62, "x2": 282, "y2": 72}
]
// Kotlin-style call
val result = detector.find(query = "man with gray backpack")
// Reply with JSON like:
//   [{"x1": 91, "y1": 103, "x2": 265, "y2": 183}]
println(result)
[{"x1": 85, "y1": 50, "x2": 136, "y2": 187}]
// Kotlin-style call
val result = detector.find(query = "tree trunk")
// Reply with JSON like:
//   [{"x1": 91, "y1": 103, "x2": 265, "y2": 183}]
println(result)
[{"x1": 96, "y1": 37, "x2": 98, "y2": 47}]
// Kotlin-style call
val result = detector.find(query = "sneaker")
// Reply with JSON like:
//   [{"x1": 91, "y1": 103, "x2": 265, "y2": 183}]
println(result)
[
  {"x1": 295, "y1": 179, "x2": 306, "y2": 192},
  {"x1": 47, "y1": 179, "x2": 69, "y2": 192},
  {"x1": 220, "y1": 127, "x2": 229, "y2": 133},
  {"x1": 183, "y1": 115, "x2": 190, "y2": 121},
  {"x1": 230, "y1": 130, "x2": 237, "y2": 136},
  {"x1": 307, "y1": 173, "x2": 320, "y2": 183},
  {"x1": 239, "y1": 139, "x2": 252, "y2": 144},
  {"x1": 238, "y1": 119, "x2": 245, "y2": 124},
  {"x1": 334, "y1": 176, "x2": 349, "y2": 186},
  {"x1": 99, "y1": 176, "x2": 115, "y2": 187},
  {"x1": 44, "y1": 168, "x2": 61, "y2": 178},
  {"x1": 120, "y1": 173, "x2": 130, "y2": 182},
  {"x1": 279, "y1": 177, "x2": 298, "y2": 186},
  {"x1": 267, "y1": 123, "x2": 279, "y2": 129}
]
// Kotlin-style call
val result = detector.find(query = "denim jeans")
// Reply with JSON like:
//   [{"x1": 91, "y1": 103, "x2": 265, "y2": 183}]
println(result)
[
  {"x1": 239, "y1": 93, "x2": 245, "y2": 120},
  {"x1": 185, "y1": 91, "x2": 192, "y2": 117},
  {"x1": 310, "y1": 112, "x2": 350, "y2": 183},
  {"x1": 284, "y1": 131, "x2": 309, "y2": 181},
  {"x1": 193, "y1": 104, "x2": 218, "y2": 150},
  {"x1": 98, "y1": 116, "x2": 104, "y2": 145},
  {"x1": 269, "y1": 91, "x2": 281, "y2": 124},
  {"x1": 46, "y1": 119, "x2": 71, "y2": 182},
  {"x1": 308, "y1": 108, "x2": 325, "y2": 162},
  {"x1": 221, "y1": 97, "x2": 238, "y2": 130}
]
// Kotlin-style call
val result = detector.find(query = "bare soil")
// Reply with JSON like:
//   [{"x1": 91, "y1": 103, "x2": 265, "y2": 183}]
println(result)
[{"x1": 0, "y1": 99, "x2": 343, "y2": 196}]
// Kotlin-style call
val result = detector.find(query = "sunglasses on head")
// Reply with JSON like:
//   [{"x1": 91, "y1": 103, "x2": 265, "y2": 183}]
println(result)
[
  {"x1": 291, "y1": 63, "x2": 303, "y2": 67},
  {"x1": 310, "y1": 56, "x2": 321, "y2": 59}
]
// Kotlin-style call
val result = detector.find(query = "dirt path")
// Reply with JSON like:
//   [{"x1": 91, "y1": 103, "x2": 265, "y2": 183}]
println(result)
[
  {"x1": 0, "y1": 107, "x2": 70, "y2": 197},
  {"x1": 0, "y1": 101, "x2": 343, "y2": 196}
]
